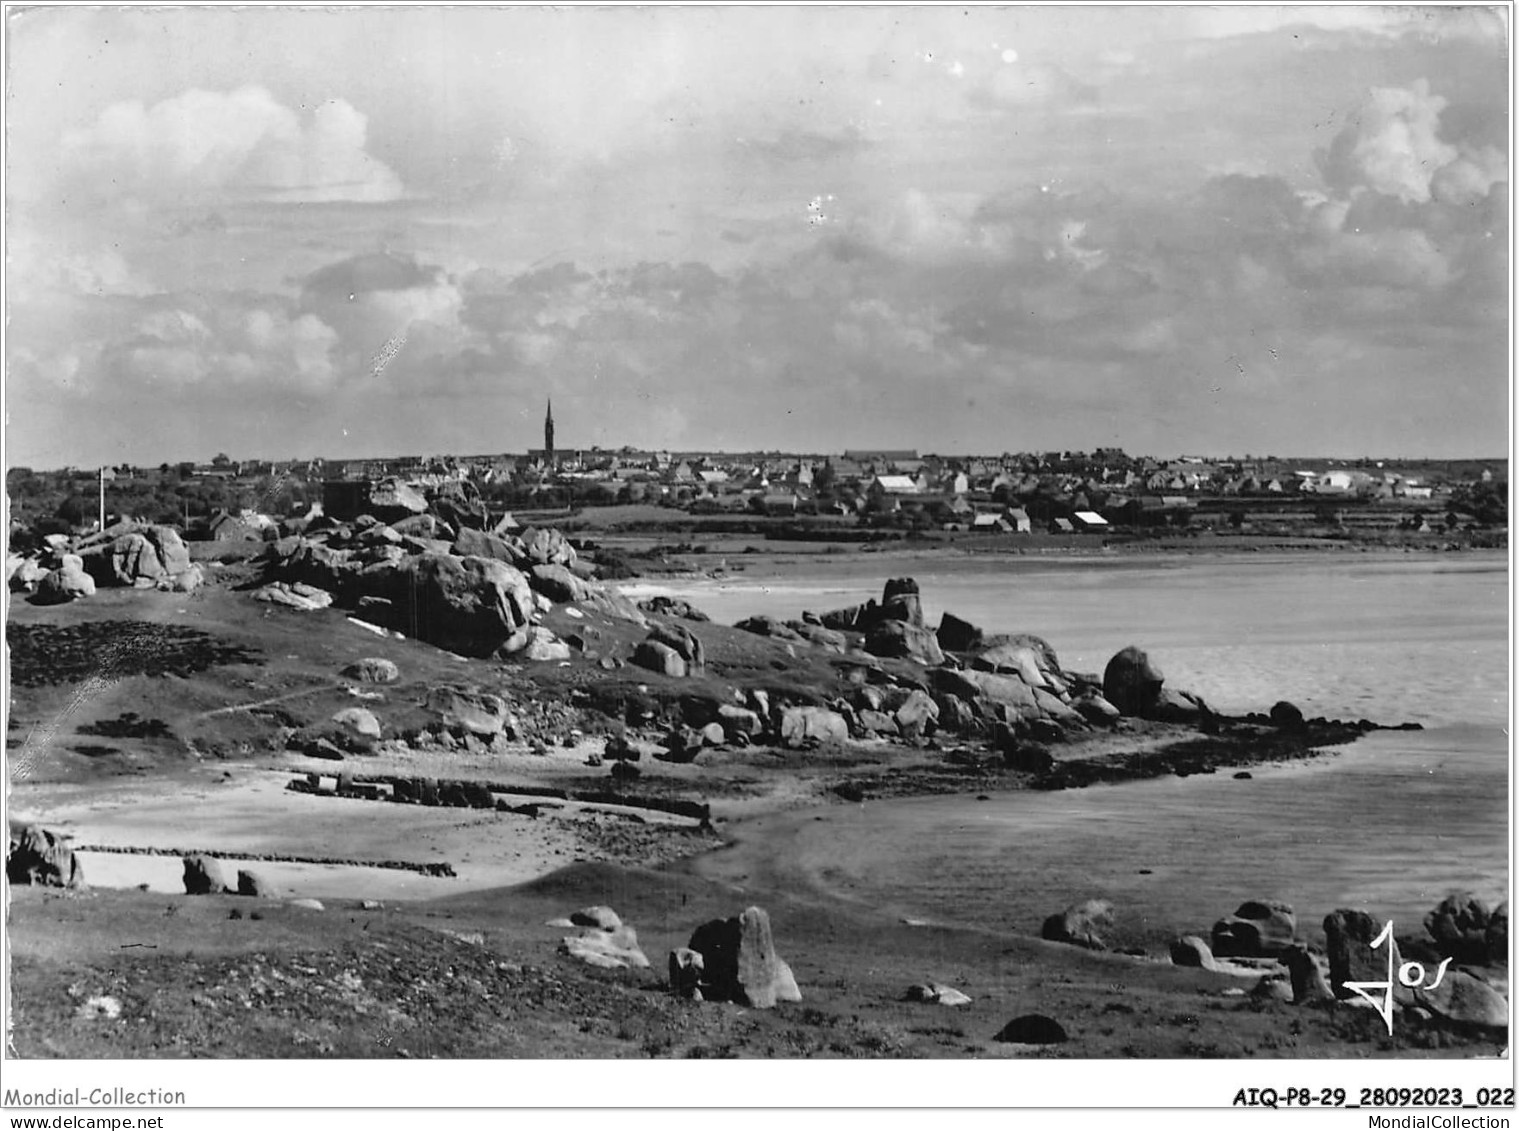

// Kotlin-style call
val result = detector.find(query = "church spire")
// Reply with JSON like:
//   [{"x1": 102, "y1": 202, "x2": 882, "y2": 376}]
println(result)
[{"x1": 544, "y1": 398, "x2": 556, "y2": 467}]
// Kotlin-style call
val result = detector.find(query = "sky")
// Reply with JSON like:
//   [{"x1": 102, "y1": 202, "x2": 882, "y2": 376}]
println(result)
[{"x1": 3, "y1": 4, "x2": 1510, "y2": 467}]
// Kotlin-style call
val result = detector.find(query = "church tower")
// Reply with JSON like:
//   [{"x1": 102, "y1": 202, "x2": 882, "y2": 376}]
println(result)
[{"x1": 544, "y1": 398, "x2": 556, "y2": 467}]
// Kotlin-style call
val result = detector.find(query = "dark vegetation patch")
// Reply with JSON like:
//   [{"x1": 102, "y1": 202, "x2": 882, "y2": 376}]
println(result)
[
  {"x1": 8, "y1": 622, "x2": 264, "y2": 687},
  {"x1": 77, "y1": 712, "x2": 175, "y2": 740}
]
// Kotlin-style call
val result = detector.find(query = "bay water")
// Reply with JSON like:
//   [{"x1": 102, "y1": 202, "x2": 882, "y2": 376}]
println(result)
[{"x1": 634, "y1": 552, "x2": 1510, "y2": 942}]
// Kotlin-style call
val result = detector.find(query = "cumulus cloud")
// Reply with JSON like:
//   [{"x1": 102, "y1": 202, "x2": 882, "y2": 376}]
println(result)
[
  {"x1": 1318, "y1": 79, "x2": 1457, "y2": 204},
  {"x1": 60, "y1": 86, "x2": 402, "y2": 205}
]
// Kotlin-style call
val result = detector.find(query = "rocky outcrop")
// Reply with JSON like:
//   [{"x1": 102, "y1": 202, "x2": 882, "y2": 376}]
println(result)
[
  {"x1": 638, "y1": 596, "x2": 710, "y2": 622},
  {"x1": 1212, "y1": 899, "x2": 1297, "y2": 958},
  {"x1": 686, "y1": 906, "x2": 801, "y2": 1008},
  {"x1": 7, "y1": 822, "x2": 85, "y2": 888},
  {"x1": 518, "y1": 527, "x2": 577, "y2": 568}
]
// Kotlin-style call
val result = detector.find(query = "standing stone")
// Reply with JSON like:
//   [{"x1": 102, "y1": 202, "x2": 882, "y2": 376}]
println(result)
[
  {"x1": 1324, "y1": 909, "x2": 1392, "y2": 999},
  {"x1": 1282, "y1": 944, "x2": 1334, "y2": 1003},
  {"x1": 687, "y1": 906, "x2": 801, "y2": 1008},
  {"x1": 879, "y1": 578, "x2": 924, "y2": 627},
  {"x1": 182, "y1": 855, "x2": 229, "y2": 895}
]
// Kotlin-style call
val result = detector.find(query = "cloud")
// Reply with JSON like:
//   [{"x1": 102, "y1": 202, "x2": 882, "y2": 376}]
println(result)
[
  {"x1": 60, "y1": 86, "x2": 403, "y2": 205},
  {"x1": 1318, "y1": 79, "x2": 1457, "y2": 204}
]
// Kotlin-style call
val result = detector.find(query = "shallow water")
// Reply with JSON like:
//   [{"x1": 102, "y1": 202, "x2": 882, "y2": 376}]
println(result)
[{"x1": 653, "y1": 552, "x2": 1511, "y2": 937}]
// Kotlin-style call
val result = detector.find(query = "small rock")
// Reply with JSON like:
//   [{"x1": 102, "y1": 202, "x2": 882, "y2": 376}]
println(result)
[
  {"x1": 905, "y1": 983, "x2": 972, "y2": 1006},
  {"x1": 75, "y1": 995, "x2": 122, "y2": 1021}
]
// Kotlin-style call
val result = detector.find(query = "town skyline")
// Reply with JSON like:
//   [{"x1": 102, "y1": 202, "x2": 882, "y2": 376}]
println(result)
[{"x1": 5, "y1": 6, "x2": 1510, "y2": 469}]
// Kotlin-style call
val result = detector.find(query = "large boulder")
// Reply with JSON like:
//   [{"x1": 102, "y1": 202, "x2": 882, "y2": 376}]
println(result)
[
  {"x1": 182, "y1": 854, "x2": 230, "y2": 895},
  {"x1": 647, "y1": 623, "x2": 705, "y2": 675},
  {"x1": 878, "y1": 578, "x2": 924, "y2": 627},
  {"x1": 570, "y1": 906, "x2": 622, "y2": 931},
  {"x1": 1212, "y1": 900, "x2": 1297, "y2": 958},
  {"x1": 342, "y1": 657, "x2": 400, "y2": 683},
  {"x1": 518, "y1": 527, "x2": 577, "y2": 568},
  {"x1": 451, "y1": 526, "x2": 521, "y2": 565},
  {"x1": 426, "y1": 686, "x2": 511, "y2": 736},
  {"x1": 936, "y1": 611, "x2": 984, "y2": 653},
  {"x1": 1412, "y1": 969, "x2": 1509, "y2": 1030},
  {"x1": 401, "y1": 553, "x2": 534, "y2": 657},
  {"x1": 717, "y1": 704, "x2": 763, "y2": 740},
  {"x1": 6, "y1": 822, "x2": 85, "y2": 888},
  {"x1": 560, "y1": 924, "x2": 649, "y2": 969},
  {"x1": 1323, "y1": 909, "x2": 1391, "y2": 999},
  {"x1": 332, "y1": 707, "x2": 382, "y2": 740},
  {"x1": 993, "y1": 1015, "x2": 1068, "y2": 1044},
  {"x1": 1486, "y1": 902, "x2": 1508, "y2": 966},
  {"x1": 687, "y1": 906, "x2": 801, "y2": 1008},
  {"x1": 1424, "y1": 893, "x2": 1498, "y2": 965},
  {"x1": 778, "y1": 706, "x2": 849, "y2": 748},
  {"x1": 893, "y1": 689, "x2": 940, "y2": 739},
  {"x1": 366, "y1": 478, "x2": 429, "y2": 522},
  {"x1": 522, "y1": 627, "x2": 572, "y2": 662},
  {"x1": 1103, "y1": 646, "x2": 1165, "y2": 717},
  {"x1": 1042, "y1": 899, "x2": 1114, "y2": 950},
  {"x1": 974, "y1": 643, "x2": 1050, "y2": 689},
  {"x1": 529, "y1": 563, "x2": 589, "y2": 603},
  {"x1": 236, "y1": 869, "x2": 273, "y2": 898},
  {"x1": 34, "y1": 563, "x2": 96, "y2": 605},
  {"x1": 935, "y1": 668, "x2": 1040, "y2": 721},
  {"x1": 631, "y1": 640, "x2": 687, "y2": 679},
  {"x1": 865, "y1": 620, "x2": 945, "y2": 666},
  {"x1": 1169, "y1": 936, "x2": 1218, "y2": 970}
]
